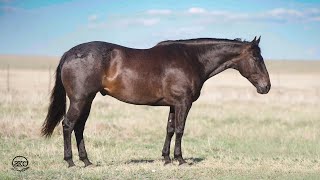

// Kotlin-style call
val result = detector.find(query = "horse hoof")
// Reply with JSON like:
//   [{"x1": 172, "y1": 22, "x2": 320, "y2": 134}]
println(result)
[
  {"x1": 163, "y1": 156, "x2": 171, "y2": 166},
  {"x1": 82, "y1": 158, "x2": 94, "y2": 167},
  {"x1": 68, "y1": 164, "x2": 76, "y2": 168},
  {"x1": 178, "y1": 160, "x2": 187, "y2": 166},
  {"x1": 84, "y1": 162, "x2": 94, "y2": 168},
  {"x1": 164, "y1": 160, "x2": 171, "y2": 166}
]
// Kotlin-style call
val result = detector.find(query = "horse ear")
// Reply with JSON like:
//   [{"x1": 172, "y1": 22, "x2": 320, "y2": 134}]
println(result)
[
  {"x1": 256, "y1": 36, "x2": 261, "y2": 45},
  {"x1": 251, "y1": 36, "x2": 261, "y2": 46},
  {"x1": 251, "y1": 36, "x2": 257, "y2": 43}
]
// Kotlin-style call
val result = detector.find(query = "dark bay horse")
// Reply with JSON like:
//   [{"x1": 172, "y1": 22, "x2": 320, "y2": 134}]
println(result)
[{"x1": 42, "y1": 36, "x2": 271, "y2": 167}]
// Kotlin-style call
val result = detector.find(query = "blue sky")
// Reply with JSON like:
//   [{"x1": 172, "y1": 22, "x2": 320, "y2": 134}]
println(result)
[{"x1": 0, "y1": 0, "x2": 320, "y2": 60}]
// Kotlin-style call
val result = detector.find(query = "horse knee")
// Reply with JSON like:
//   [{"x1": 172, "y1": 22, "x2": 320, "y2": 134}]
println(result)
[
  {"x1": 167, "y1": 125, "x2": 175, "y2": 133},
  {"x1": 167, "y1": 119, "x2": 175, "y2": 133}
]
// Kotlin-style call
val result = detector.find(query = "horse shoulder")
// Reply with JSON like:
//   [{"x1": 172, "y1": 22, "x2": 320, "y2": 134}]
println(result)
[{"x1": 101, "y1": 48, "x2": 125, "y2": 93}]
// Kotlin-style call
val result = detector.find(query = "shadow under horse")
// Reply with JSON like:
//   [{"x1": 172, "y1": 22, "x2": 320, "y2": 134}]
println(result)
[{"x1": 42, "y1": 36, "x2": 271, "y2": 167}]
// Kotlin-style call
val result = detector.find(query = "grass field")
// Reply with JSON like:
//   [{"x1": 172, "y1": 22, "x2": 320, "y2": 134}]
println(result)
[{"x1": 0, "y1": 56, "x2": 320, "y2": 179}]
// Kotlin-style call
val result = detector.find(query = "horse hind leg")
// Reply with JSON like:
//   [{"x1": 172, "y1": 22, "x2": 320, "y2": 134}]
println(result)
[
  {"x1": 74, "y1": 94, "x2": 96, "y2": 167},
  {"x1": 61, "y1": 53, "x2": 103, "y2": 167},
  {"x1": 63, "y1": 95, "x2": 95, "y2": 167}
]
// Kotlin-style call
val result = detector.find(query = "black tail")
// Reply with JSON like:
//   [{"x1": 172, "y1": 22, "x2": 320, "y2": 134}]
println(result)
[{"x1": 41, "y1": 55, "x2": 66, "y2": 137}]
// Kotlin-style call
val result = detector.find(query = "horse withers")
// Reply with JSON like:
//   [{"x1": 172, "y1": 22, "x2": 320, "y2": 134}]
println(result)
[{"x1": 42, "y1": 36, "x2": 271, "y2": 167}]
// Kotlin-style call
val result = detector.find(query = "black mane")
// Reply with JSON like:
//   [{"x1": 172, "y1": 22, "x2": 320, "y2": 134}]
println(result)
[{"x1": 157, "y1": 38, "x2": 250, "y2": 46}]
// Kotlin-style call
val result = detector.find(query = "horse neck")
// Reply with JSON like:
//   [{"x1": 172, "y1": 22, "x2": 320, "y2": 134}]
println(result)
[{"x1": 192, "y1": 43, "x2": 244, "y2": 79}]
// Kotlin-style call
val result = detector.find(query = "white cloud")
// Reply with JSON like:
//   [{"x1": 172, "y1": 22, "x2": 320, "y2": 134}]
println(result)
[
  {"x1": 88, "y1": 18, "x2": 160, "y2": 29},
  {"x1": 173, "y1": 26, "x2": 205, "y2": 35},
  {"x1": 146, "y1": 9, "x2": 172, "y2": 15},
  {"x1": 310, "y1": 16, "x2": 320, "y2": 21},
  {"x1": 152, "y1": 26, "x2": 205, "y2": 39},
  {"x1": 211, "y1": 11, "x2": 249, "y2": 20},
  {"x1": 88, "y1": 22, "x2": 108, "y2": 29},
  {"x1": 186, "y1": 7, "x2": 320, "y2": 24},
  {"x1": 189, "y1": 10, "x2": 251, "y2": 25},
  {"x1": 87, "y1": 7, "x2": 320, "y2": 30},
  {"x1": 137, "y1": 18, "x2": 160, "y2": 26},
  {"x1": 118, "y1": 18, "x2": 160, "y2": 27},
  {"x1": 260, "y1": 8, "x2": 320, "y2": 22},
  {"x1": 306, "y1": 8, "x2": 320, "y2": 15},
  {"x1": 266, "y1": 8, "x2": 303, "y2": 18},
  {"x1": 188, "y1": 7, "x2": 206, "y2": 14},
  {"x1": 306, "y1": 47, "x2": 318, "y2": 56},
  {"x1": 88, "y1": 14, "x2": 98, "y2": 21}
]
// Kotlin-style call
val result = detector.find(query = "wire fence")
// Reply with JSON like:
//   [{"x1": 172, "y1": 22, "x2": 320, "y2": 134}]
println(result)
[{"x1": 1, "y1": 64, "x2": 319, "y2": 105}]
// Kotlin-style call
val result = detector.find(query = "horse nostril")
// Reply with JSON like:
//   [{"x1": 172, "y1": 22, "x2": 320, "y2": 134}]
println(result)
[{"x1": 266, "y1": 84, "x2": 271, "y2": 91}]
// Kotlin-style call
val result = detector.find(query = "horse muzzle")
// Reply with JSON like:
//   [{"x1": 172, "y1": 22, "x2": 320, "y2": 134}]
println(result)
[{"x1": 257, "y1": 84, "x2": 271, "y2": 94}]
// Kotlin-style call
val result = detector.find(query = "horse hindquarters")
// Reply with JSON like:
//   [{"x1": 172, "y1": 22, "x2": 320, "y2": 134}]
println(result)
[{"x1": 60, "y1": 52, "x2": 104, "y2": 167}]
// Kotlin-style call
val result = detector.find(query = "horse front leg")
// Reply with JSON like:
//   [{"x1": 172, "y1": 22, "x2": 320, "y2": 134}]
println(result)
[
  {"x1": 162, "y1": 106, "x2": 175, "y2": 165},
  {"x1": 173, "y1": 101, "x2": 192, "y2": 165}
]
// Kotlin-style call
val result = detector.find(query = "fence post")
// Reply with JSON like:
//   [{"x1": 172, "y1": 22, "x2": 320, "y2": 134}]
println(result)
[
  {"x1": 7, "y1": 64, "x2": 10, "y2": 92},
  {"x1": 277, "y1": 72, "x2": 281, "y2": 94}
]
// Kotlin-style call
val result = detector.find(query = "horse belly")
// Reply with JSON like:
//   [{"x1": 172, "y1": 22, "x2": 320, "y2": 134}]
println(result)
[{"x1": 103, "y1": 76, "x2": 164, "y2": 105}]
